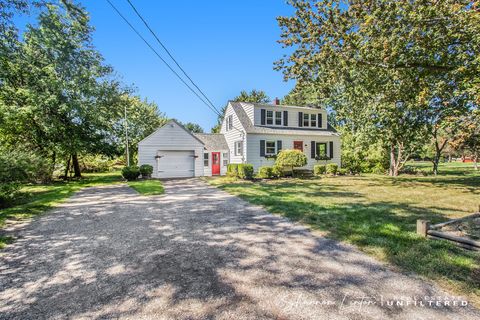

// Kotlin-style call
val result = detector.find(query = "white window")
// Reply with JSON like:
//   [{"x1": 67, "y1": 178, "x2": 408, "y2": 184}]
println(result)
[
  {"x1": 275, "y1": 111, "x2": 282, "y2": 125},
  {"x1": 203, "y1": 153, "x2": 209, "y2": 166},
  {"x1": 310, "y1": 114, "x2": 317, "y2": 127},
  {"x1": 222, "y1": 152, "x2": 229, "y2": 166},
  {"x1": 226, "y1": 115, "x2": 233, "y2": 131},
  {"x1": 234, "y1": 141, "x2": 243, "y2": 156},
  {"x1": 266, "y1": 110, "x2": 273, "y2": 125},
  {"x1": 265, "y1": 141, "x2": 276, "y2": 155},
  {"x1": 303, "y1": 113, "x2": 310, "y2": 127},
  {"x1": 222, "y1": 152, "x2": 228, "y2": 167}
]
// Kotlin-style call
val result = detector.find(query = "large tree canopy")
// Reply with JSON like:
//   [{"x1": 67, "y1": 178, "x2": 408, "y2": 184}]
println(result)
[
  {"x1": 211, "y1": 89, "x2": 270, "y2": 133},
  {"x1": 0, "y1": 0, "x2": 167, "y2": 180},
  {"x1": 276, "y1": 0, "x2": 479, "y2": 175}
]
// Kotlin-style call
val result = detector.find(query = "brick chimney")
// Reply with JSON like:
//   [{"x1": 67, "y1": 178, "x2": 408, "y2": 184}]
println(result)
[{"x1": 274, "y1": 97, "x2": 280, "y2": 105}]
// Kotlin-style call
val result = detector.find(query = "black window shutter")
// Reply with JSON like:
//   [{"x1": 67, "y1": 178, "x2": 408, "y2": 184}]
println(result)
[
  {"x1": 329, "y1": 141, "x2": 334, "y2": 159},
  {"x1": 283, "y1": 111, "x2": 288, "y2": 126},
  {"x1": 277, "y1": 140, "x2": 282, "y2": 153},
  {"x1": 261, "y1": 109, "x2": 266, "y2": 125},
  {"x1": 318, "y1": 113, "x2": 322, "y2": 128},
  {"x1": 298, "y1": 112, "x2": 303, "y2": 127},
  {"x1": 311, "y1": 141, "x2": 316, "y2": 159},
  {"x1": 260, "y1": 140, "x2": 265, "y2": 156}
]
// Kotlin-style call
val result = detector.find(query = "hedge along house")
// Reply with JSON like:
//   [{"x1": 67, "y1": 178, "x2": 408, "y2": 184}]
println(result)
[
  {"x1": 138, "y1": 101, "x2": 341, "y2": 178},
  {"x1": 138, "y1": 120, "x2": 229, "y2": 178}
]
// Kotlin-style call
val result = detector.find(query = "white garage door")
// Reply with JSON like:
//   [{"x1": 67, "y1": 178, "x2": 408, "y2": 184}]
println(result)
[{"x1": 157, "y1": 150, "x2": 195, "y2": 178}]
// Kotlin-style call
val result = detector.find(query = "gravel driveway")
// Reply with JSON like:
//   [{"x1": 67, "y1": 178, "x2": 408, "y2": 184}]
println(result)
[{"x1": 0, "y1": 179, "x2": 478, "y2": 320}]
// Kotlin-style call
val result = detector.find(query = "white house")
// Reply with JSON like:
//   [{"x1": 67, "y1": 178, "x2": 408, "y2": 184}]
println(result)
[{"x1": 138, "y1": 101, "x2": 341, "y2": 178}]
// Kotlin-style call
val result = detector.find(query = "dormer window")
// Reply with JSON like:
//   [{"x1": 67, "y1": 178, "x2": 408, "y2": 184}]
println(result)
[
  {"x1": 303, "y1": 113, "x2": 309, "y2": 127},
  {"x1": 266, "y1": 110, "x2": 274, "y2": 125},
  {"x1": 275, "y1": 111, "x2": 282, "y2": 125},
  {"x1": 302, "y1": 113, "x2": 319, "y2": 127}
]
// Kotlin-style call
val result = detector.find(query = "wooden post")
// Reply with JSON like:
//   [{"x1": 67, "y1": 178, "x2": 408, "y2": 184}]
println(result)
[{"x1": 417, "y1": 220, "x2": 429, "y2": 237}]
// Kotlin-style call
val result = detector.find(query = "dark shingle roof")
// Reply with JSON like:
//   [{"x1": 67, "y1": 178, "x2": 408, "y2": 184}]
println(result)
[
  {"x1": 230, "y1": 102, "x2": 339, "y2": 136},
  {"x1": 193, "y1": 133, "x2": 229, "y2": 150}
]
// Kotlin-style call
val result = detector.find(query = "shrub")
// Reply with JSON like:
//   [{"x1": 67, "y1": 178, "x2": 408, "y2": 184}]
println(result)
[
  {"x1": 0, "y1": 182, "x2": 21, "y2": 208},
  {"x1": 326, "y1": 163, "x2": 338, "y2": 175},
  {"x1": 275, "y1": 150, "x2": 307, "y2": 174},
  {"x1": 399, "y1": 165, "x2": 418, "y2": 175},
  {"x1": 139, "y1": 164, "x2": 153, "y2": 178},
  {"x1": 227, "y1": 164, "x2": 239, "y2": 177},
  {"x1": 238, "y1": 164, "x2": 254, "y2": 180},
  {"x1": 121, "y1": 166, "x2": 140, "y2": 181},
  {"x1": 313, "y1": 164, "x2": 326, "y2": 176},
  {"x1": 79, "y1": 154, "x2": 114, "y2": 173},
  {"x1": 272, "y1": 165, "x2": 283, "y2": 178},
  {"x1": 338, "y1": 168, "x2": 348, "y2": 175},
  {"x1": 257, "y1": 166, "x2": 273, "y2": 179}
]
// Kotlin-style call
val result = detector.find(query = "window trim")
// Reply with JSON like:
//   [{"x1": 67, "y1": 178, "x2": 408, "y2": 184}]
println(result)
[
  {"x1": 203, "y1": 153, "x2": 209, "y2": 167},
  {"x1": 315, "y1": 142, "x2": 327, "y2": 157},
  {"x1": 266, "y1": 110, "x2": 274, "y2": 125},
  {"x1": 275, "y1": 111, "x2": 283, "y2": 126},
  {"x1": 265, "y1": 140, "x2": 277, "y2": 155},
  {"x1": 226, "y1": 115, "x2": 233, "y2": 131},
  {"x1": 222, "y1": 152, "x2": 229, "y2": 166},
  {"x1": 234, "y1": 140, "x2": 243, "y2": 156},
  {"x1": 303, "y1": 113, "x2": 310, "y2": 127}
]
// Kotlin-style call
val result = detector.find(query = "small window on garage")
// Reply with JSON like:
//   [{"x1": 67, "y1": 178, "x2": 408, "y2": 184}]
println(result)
[
  {"x1": 204, "y1": 153, "x2": 209, "y2": 166},
  {"x1": 222, "y1": 152, "x2": 229, "y2": 166}
]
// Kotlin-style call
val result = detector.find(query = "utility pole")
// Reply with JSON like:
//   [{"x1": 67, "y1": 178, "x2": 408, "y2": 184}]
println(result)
[{"x1": 124, "y1": 104, "x2": 130, "y2": 166}]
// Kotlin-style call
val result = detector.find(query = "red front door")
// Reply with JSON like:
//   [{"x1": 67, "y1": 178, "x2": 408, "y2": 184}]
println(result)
[
  {"x1": 294, "y1": 141, "x2": 303, "y2": 152},
  {"x1": 212, "y1": 152, "x2": 220, "y2": 175}
]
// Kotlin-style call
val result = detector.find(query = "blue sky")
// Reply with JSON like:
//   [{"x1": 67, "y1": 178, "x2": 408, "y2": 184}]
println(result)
[{"x1": 78, "y1": 0, "x2": 295, "y2": 131}]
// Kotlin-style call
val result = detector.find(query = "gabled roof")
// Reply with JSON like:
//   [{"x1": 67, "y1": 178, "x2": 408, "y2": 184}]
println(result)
[
  {"x1": 138, "y1": 119, "x2": 205, "y2": 145},
  {"x1": 193, "y1": 133, "x2": 228, "y2": 150},
  {"x1": 229, "y1": 102, "x2": 339, "y2": 136}
]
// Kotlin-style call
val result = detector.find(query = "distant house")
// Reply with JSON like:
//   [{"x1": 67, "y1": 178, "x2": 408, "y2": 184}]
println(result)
[{"x1": 138, "y1": 101, "x2": 341, "y2": 178}]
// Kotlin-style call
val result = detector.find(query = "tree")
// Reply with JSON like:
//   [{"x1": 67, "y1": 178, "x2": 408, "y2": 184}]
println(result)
[
  {"x1": 180, "y1": 121, "x2": 204, "y2": 133},
  {"x1": 276, "y1": 0, "x2": 479, "y2": 176},
  {"x1": 450, "y1": 108, "x2": 480, "y2": 170},
  {"x1": 211, "y1": 89, "x2": 270, "y2": 133},
  {"x1": 117, "y1": 95, "x2": 168, "y2": 165},
  {"x1": 275, "y1": 150, "x2": 307, "y2": 175},
  {"x1": 0, "y1": 1, "x2": 168, "y2": 179}
]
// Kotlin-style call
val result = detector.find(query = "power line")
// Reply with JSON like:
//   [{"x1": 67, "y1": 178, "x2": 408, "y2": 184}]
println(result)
[
  {"x1": 104, "y1": 0, "x2": 221, "y2": 117},
  {"x1": 125, "y1": 0, "x2": 221, "y2": 115}
]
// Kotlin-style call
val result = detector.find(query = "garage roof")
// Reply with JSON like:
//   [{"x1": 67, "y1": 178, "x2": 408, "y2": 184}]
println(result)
[{"x1": 193, "y1": 133, "x2": 229, "y2": 151}]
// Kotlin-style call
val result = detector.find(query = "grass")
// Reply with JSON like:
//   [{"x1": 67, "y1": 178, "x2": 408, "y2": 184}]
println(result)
[
  {"x1": 127, "y1": 179, "x2": 164, "y2": 195},
  {"x1": 0, "y1": 171, "x2": 123, "y2": 248},
  {"x1": 207, "y1": 162, "x2": 480, "y2": 304}
]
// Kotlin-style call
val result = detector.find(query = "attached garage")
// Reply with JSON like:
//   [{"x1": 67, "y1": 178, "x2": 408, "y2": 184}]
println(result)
[
  {"x1": 138, "y1": 120, "x2": 205, "y2": 179},
  {"x1": 156, "y1": 150, "x2": 195, "y2": 178}
]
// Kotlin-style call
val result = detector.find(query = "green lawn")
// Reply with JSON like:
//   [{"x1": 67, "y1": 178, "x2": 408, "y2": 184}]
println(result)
[
  {"x1": 207, "y1": 162, "x2": 480, "y2": 304},
  {"x1": 0, "y1": 171, "x2": 123, "y2": 248},
  {"x1": 127, "y1": 179, "x2": 164, "y2": 195}
]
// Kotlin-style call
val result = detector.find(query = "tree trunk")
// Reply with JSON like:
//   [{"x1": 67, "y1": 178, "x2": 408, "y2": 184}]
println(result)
[
  {"x1": 389, "y1": 144, "x2": 399, "y2": 176},
  {"x1": 64, "y1": 155, "x2": 71, "y2": 180},
  {"x1": 431, "y1": 137, "x2": 448, "y2": 176},
  {"x1": 474, "y1": 155, "x2": 479, "y2": 170},
  {"x1": 72, "y1": 153, "x2": 81, "y2": 178}
]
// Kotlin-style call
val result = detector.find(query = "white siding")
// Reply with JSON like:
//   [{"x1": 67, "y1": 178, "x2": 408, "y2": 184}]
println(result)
[
  {"x1": 246, "y1": 133, "x2": 341, "y2": 171},
  {"x1": 221, "y1": 104, "x2": 247, "y2": 164},
  {"x1": 253, "y1": 105, "x2": 328, "y2": 129},
  {"x1": 138, "y1": 121, "x2": 205, "y2": 178},
  {"x1": 202, "y1": 149, "x2": 229, "y2": 176}
]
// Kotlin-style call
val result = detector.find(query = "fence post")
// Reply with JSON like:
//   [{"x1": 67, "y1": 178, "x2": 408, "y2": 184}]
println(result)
[{"x1": 417, "y1": 220, "x2": 429, "y2": 237}]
